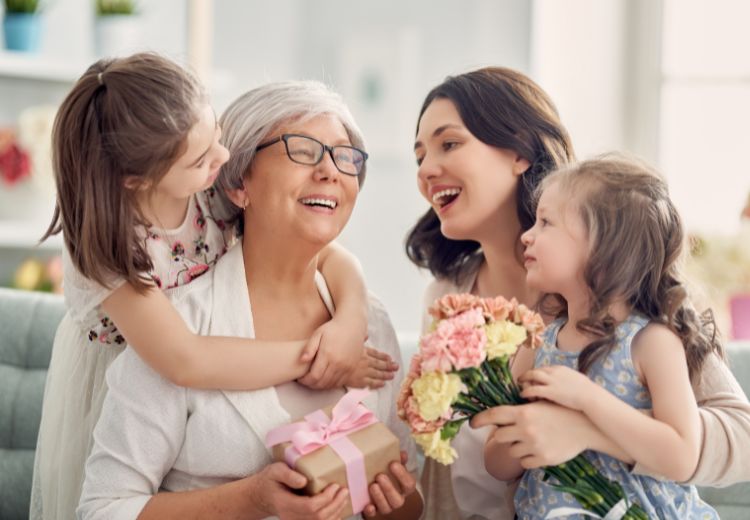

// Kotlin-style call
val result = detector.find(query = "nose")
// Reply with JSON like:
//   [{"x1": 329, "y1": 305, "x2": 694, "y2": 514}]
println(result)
[
  {"x1": 417, "y1": 154, "x2": 441, "y2": 184},
  {"x1": 521, "y1": 227, "x2": 534, "y2": 246},
  {"x1": 313, "y1": 150, "x2": 340, "y2": 182}
]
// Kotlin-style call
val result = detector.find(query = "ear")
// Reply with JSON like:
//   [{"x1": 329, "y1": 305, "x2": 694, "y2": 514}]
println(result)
[
  {"x1": 513, "y1": 155, "x2": 532, "y2": 177},
  {"x1": 123, "y1": 175, "x2": 150, "y2": 191},
  {"x1": 226, "y1": 184, "x2": 250, "y2": 209}
]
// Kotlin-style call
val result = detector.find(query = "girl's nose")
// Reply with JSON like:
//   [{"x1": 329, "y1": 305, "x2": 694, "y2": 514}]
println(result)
[{"x1": 520, "y1": 228, "x2": 533, "y2": 246}]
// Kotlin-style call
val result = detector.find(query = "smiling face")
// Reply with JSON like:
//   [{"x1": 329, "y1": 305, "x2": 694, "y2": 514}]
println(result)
[
  {"x1": 414, "y1": 98, "x2": 530, "y2": 242},
  {"x1": 243, "y1": 113, "x2": 359, "y2": 247},
  {"x1": 154, "y1": 103, "x2": 230, "y2": 202},
  {"x1": 520, "y1": 180, "x2": 590, "y2": 297}
]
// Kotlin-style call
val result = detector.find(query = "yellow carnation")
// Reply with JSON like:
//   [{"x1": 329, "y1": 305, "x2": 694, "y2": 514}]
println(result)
[
  {"x1": 414, "y1": 431, "x2": 457, "y2": 465},
  {"x1": 412, "y1": 371, "x2": 463, "y2": 421},
  {"x1": 484, "y1": 321, "x2": 527, "y2": 360}
]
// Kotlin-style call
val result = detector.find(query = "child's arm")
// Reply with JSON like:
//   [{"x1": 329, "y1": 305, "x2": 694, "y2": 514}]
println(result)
[
  {"x1": 298, "y1": 242, "x2": 372, "y2": 389},
  {"x1": 519, "y1": 324, "x2": 702, "y2": 482},
  {"x1": 102, "y1": 283, "x2": 310, "y2": 390}
]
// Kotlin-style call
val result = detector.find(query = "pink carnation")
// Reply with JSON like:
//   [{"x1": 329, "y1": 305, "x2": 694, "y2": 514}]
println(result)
[
  {"x1": 403, "y1": 395, "x2": 444, "y2": 434},
  {"x1": 428, "y1": 293, "x2": 481, "y2": 321},
  {"x1": 480, "y1": 296, "x2": 513, "y2": 321},
  {"x1": 420, "y1": 308, "x2": 487, "y2": 372},
  {"x1": 397, "y1": 354, "x2": 423, "y2": 418}
]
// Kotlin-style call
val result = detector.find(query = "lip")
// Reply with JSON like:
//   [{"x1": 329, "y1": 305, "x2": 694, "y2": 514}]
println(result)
[{"x1": 523, "y1": 254, "x2": 536, "y2": 266}]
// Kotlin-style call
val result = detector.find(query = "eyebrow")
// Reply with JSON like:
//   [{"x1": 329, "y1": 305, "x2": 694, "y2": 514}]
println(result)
[
  {"x1": 414, "y1": 123, "x2": 463, "y2": 151},
  {"x1": 187, "y1": 111, "x2": 218, "y2": 167}
]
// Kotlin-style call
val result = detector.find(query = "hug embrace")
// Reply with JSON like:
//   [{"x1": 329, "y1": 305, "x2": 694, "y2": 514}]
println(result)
[{"x1": 29, "y1": 54, "x2": 750, "y2": 519}]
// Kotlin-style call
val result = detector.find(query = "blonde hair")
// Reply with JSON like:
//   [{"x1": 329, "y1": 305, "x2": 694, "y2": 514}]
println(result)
[{"x1": 540, "y1": 154, "x2": 723, "y2": 381}]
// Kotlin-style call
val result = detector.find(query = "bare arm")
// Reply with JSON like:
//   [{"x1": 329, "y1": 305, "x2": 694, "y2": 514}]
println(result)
[
  {"x1": 103, "y1": 283, "x2": 309, "y2": 390},
  {"x1": 299, "y1": 242, "x2": 369, "y2": 388},
  {"x1": 521, "y1": 324, "x2": 702, "y2": 482}
]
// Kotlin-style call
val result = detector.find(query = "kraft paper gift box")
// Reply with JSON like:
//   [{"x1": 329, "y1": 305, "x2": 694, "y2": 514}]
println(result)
[{"x1": 265, "y1": 388, "x2": 401, "y2": 517}]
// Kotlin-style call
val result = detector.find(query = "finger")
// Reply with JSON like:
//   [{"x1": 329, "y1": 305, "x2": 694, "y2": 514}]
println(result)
[
  {"x1": 367, "y1": 366, "x2": 396, "y2": 381},
  {"x1": 301, "y1": 331, "x2": 323, "y2": 362},
  {"x1": 389, "y1": 462, "x2": 416, "y2": 495},
  {"x1": 268, "y1": 462, "x2": 308, "y2": 489},
  {"x1": 520, "y1": 385, "x2": 552, "y2": 401},
  {"x1": 363, "y1": 504, "x2": 377, "y2": 517},
  {"x1": 315, "y1": 486, "x2": 349, "y2": 518},
  {"x1": 306, "y1": 483, "x2": 341, "y2": 512},
  {"x1": 400, "y1": 451, "x2": 408, "y2": 465},
  {"x1": 489, "y1": 425, "x2": 524, "y2": 446},
  {"x1": 368, "y1": 482, "x2": 393, "y2": 514},
  {"x1": 376, "y1": 473, "x2": 406, "y2": 510},
  {"x1": 518, "y1": 368, "x2": 551, "y2": 385},
  {"x1": 304, "y1": 356, "x2": 328, "y2": 389},
  {"x1": 470, "y1": 406, "x2": 516, "y2": 428},
  {"x1": 364, "y1": 377, "x2": 385, "y2": 390}
]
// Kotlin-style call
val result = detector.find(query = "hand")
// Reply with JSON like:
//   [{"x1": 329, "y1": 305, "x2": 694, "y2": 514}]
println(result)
[
  {"x1": 298, "y1": 318, "x2": 365, "y2": 390},
  {"x1": 518, "y1": 365, "x2": 597, "y2": 410},
  {"x1": 471, "y1": 402, "x2": 593, "y2": 468},
  {"x1": 343, "y1": 347, "x2": 399, "y2": 389},
  {"x1": 249, "y1": 462, "x2": 349, "y2": 520},
  {"x1": 362, "y1": 452, "x2": 418, "y2": 518}
]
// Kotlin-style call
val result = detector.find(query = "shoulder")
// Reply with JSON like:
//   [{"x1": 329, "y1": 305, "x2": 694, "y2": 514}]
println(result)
[{"x1": 631, "y1": 322, "x2": 687, "y2": 376}]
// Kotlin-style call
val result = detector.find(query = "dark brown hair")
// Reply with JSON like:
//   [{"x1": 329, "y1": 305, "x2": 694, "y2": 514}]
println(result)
[
  {"x1": 405, "y1": 66, "x2": 575, "y2": 283},
  {"x1": 541, "y1": 155, "x2": 723, "y2": 381},
  {"x1": 42, "y1": 52, "x2": 206, "y2": 291}
]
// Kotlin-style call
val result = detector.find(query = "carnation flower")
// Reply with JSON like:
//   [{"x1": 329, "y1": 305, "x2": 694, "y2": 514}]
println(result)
[
  {"x1": 428, "y1": 293, "x2": 481, "y2": 320},
  {"x1": 414, "y1": 430, "x2": 457, "y2": 465},
  {"x1": 484, "y1": 321, "x2": 527, "y2": 360},
  {"x1": 412, "y1": 371, "x2": 463, "y2": 421}
]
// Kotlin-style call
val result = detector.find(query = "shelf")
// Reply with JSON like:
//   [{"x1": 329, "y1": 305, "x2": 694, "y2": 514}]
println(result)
[
  {"x1": 0, "y1": 220, "x2": 62, "y2": 250},
  {"x1": 0, "y1": 50, "x2": 86, "y2": 83}
]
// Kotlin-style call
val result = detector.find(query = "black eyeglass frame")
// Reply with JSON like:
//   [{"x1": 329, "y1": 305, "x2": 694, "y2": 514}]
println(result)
[{"x1": 256, "y1": 133, "x2": 368, "y2": 177}]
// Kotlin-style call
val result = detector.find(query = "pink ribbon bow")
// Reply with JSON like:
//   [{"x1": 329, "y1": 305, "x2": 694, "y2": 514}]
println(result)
[{"x1": 265, "y1": 388, "x2": 378, "y2": 514}]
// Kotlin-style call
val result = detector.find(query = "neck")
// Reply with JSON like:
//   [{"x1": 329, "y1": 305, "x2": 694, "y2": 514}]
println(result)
[
  {"x1": 241, "y1": 227, "x2": 320, "y2": 300},
  {"x1": 139, "y1": 192, "x2": 191, "y2": 230},
  {"x1": 473, "y1": 217, "x2": 536, "y2": 306}
]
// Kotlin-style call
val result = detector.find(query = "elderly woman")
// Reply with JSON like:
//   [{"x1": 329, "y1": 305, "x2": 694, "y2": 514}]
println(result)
[{"x1": 77, "y1": 81, "x2": 422, "y2": 520}]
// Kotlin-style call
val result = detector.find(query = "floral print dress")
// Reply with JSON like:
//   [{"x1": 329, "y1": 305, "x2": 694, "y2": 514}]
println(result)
[{"x1": 514, "y1": 315, "x2": 719, "y2": 519}]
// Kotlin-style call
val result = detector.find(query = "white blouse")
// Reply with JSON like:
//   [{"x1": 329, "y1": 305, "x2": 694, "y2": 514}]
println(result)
[{"x1": 77, "y1": 243, "x2": 416, "y2": 520}]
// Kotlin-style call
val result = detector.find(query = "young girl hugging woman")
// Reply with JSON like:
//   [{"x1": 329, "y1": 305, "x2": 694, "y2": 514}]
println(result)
[
  {"x1": 31, "y1": 53, "x2": 395, "y2": 520},
  {"x1": 480, "y1": 155, "x2": 720, "y2": 518}
]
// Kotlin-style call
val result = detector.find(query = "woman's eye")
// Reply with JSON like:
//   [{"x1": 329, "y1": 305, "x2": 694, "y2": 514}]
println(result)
[
  {"x1": 540, "y1": 218, "x2": 550, "y2": 227},
  {"x1": 442, "y1": 141, "x2": 458, "y2": 151},
  {"x1": 415, "y1": 155, "x2": 424, "y2": 166}
]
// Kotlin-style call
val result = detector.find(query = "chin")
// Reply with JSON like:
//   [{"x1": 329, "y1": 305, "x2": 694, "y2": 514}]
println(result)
[{"x1": 439, "y1": 220, "x2": 475, "y2": 242}]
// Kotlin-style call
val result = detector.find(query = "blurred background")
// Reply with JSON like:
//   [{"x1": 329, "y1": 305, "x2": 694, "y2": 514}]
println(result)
[{"x1": 1, "y1": 0, "x2": 749, "y2": 345}]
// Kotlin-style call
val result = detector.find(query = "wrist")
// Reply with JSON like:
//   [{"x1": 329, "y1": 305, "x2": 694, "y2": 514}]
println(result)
[{"x1": 243, "y1": 474, "x2": 270, "y2": 518}]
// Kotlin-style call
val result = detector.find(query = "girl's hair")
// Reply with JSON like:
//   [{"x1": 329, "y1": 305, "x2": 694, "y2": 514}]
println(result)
[
  {"x1": 42, "y1": 52, "x2": 206, "y2": 292},
  {"x1": 216, "y1": 80, "x2": 366, "y2": 234},
  {"x1": 541, "y1": 155, "x2": 723, "y2": 381},
  {"x1": 405, "y1": 66, "x2": 575, "y2": 284}
]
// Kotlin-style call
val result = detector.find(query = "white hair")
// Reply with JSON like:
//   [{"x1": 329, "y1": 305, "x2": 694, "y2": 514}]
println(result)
[{"x1": 215, "y1": 80, "x2": 366, "y2": 227}]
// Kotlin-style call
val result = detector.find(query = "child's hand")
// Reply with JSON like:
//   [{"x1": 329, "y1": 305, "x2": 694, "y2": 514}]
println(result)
[
  {"x1": 343, "y1": 347, "x2": 399, "y2": 389},
  {"x1": 362, "y1": 451, "x2": 417, "y2": 518},
  {"x1": 298, "y1": 317, "x2": 366, "y2": 390},
  {"x1": 518, "y1": 365, "x2": 596, "y2": 411}
]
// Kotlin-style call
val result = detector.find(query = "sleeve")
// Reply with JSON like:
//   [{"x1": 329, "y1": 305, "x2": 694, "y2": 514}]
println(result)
[
  {"x1": 76, "y1": 348, "x2": 188, "y2": 520},
  {"x1": 62, "y1": 246, "x2": 126, "y2": 328},
  {"x1": 684, "y1": 350, "x2": 750, "y2": 486},
  {"x1": 366, "y1": 295, "x2": 419, "y2": 476}
]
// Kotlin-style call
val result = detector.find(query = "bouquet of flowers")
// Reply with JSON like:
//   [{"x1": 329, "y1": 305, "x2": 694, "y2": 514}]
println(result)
[{"x1": 398, "y1": 293, "x2": 648, "y2": 520}]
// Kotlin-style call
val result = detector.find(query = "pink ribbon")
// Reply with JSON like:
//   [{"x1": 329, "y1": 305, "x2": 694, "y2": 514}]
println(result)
[{"x1": 265, "y1": 389, "x2": 378, "y2": 514}]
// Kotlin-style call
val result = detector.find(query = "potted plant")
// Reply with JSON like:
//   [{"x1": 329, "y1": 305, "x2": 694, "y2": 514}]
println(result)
[
  {"x1": 94, "y1": 0, "x2": 140, "y2": 58},
  {"x1": 2, "y1": 0, "x2": 42, "y2": 52}
]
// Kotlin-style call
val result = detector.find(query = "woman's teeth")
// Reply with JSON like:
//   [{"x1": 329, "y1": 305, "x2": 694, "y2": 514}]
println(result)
[
  {"x1": 301, "y1": 198, "x2": 337, "y2": 209},
  {"x1": 432, "y1": 188, "x2": 461, "y2": 206}
]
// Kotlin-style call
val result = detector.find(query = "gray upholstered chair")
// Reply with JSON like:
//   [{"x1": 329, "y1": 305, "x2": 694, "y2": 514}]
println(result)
[{"x1": 0, "y1": 288, "x2": 64, "y2": 520}]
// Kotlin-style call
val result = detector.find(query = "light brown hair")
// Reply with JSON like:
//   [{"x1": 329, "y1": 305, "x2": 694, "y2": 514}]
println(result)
[
  {"x1": 540, "y1": 155, "x2": 723, "y2": 381},
  {"x1": 405, "y1": 66, "x2": 575, "y2": 283},
  {"x1": 42, "y1": 52, "x2": 206, "y2": 291}
]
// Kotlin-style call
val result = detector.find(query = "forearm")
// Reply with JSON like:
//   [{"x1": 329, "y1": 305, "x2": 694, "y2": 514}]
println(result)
[
  {"x1": 484, "y1": 429, "x2": 525, "y2": 482},
  {"x1": 175, "y1": 335, "x2": 310, "y2": 390},
  {"x1": 138, "y1": 478, "x2": 264, "y2": 520},
  {"x1": 584, "y1": 385, "x2": 699, "y2": 481}
]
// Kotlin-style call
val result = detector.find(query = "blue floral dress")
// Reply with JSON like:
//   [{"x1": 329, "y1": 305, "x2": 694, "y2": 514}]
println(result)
[{"x1": 514, "y1": 315, "x2": 718, "y2": 519}]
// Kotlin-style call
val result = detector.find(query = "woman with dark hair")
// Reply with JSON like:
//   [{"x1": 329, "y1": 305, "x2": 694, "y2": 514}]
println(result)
[{"x1": 408, "y1": 66, "x2": 750, "y2": 519}]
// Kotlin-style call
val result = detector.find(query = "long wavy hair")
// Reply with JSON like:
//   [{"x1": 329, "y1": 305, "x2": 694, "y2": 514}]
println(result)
[
  {"x1": 405, "y1": 66, "x2": 574, "y2": 284},
  {"x1": 42, "y1": 52, "x2": 206, "y2": 292},
  {"x1": 540, "y1": 155, "x2": 723, "y2": 381}
]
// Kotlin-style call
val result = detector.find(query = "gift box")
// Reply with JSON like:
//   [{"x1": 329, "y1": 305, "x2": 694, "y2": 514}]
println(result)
[{"x1": 265, "y1": 388, "x2": 401, "y2": 517}]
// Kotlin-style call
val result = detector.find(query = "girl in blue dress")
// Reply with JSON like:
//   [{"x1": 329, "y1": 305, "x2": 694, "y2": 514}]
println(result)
[{"x1": 479, "y1": 155, "x2": 720, "y2": 518}]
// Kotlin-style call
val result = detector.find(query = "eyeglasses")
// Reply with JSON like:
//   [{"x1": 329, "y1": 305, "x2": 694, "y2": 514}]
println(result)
[{"x1": 256, "y1": 133, "x2": 368, "y2": 176}]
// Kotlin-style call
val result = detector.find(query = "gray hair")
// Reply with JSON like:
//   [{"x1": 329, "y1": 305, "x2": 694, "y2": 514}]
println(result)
[{"x1": 215, "y1": 80, "x2": 366, "y2": 227}]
